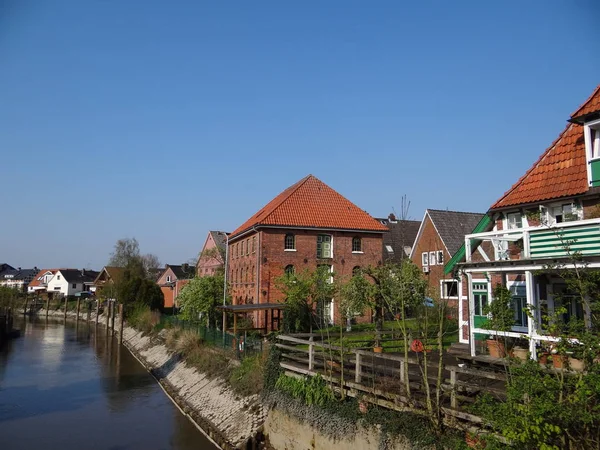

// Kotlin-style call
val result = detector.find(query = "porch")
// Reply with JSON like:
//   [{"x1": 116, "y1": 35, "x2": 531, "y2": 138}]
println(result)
[{"x1": 461, "y1": 218, "x2": 600, "y2": 359}]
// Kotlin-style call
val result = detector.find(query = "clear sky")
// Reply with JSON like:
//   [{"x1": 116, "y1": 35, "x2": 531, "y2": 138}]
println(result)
[{"x1": 1, "y1": 1, "x2": 599, "y2": 269}]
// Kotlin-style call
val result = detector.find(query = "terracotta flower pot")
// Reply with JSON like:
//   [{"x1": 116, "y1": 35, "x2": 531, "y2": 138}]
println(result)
[
  {"x1": 568, "y1": 357, "x2": 584, "y2": 372},
  {"x1": 512, "y1": 347, "x2": 528, "y2": 361},
  {"x1": 373, "y1": 346, "x2": 383, "y2": 353},
  {"x1": 552, "y1": 355, "x2": 566, "y2": 369},
  {"x1": 465, "y1": 432, "x2": 486, "y2": 449},
  {"x1": 538, "y1": 352, "x2": 550, "y2": 365},
  {"x1": 486, "y1": 339, "x2": 506, "y2": 358}
]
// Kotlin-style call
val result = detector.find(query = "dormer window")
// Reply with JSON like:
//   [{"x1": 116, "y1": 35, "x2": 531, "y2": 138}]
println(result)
[{"x1": 583, "y1": 119, "x2": 600, "y2": 186}]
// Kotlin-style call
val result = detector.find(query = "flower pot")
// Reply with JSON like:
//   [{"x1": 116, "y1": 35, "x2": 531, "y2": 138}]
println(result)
[
  {"x1": 465, "y1": 432, "x2": 486, "y2": 449},
  {"x1": 358, "y1": 400, "x2": 368, "y2": 414},
  {"x1": 512, "y1": 347, "x2": 528, "y2": 361},
  {"x1": 538, "y1": 352, "x2": 550, "y2": 365},
  {"x1": 552, "y1": 355, "x2": 566, "y2": 369},
  {"x1": 325, "y1": 360, "x2": 341, "y2": 372},
  {"x1": 568, "y1": 357, "x2": 584, "y2": 372},
  {"x1": 373, "y1": 346, "x2": 383, "y2": 353},
  {"x1": 486, "y1": 339, "x2": 506, "y2": 358}
]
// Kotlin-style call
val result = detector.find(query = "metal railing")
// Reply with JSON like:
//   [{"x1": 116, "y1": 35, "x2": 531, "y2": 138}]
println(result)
[{"x1": 159, "y1": 315, "x2": 263, "y2": 359}]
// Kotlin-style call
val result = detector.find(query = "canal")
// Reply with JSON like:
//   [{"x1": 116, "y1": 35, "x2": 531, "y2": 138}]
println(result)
[{"x1": 0, "y1": 317, "x2": 218, "y2": 450}]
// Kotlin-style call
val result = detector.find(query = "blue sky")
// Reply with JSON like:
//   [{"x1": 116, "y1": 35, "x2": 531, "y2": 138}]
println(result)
[{"x1": 1, "y1": 1, "x2": 599, "y2": 269}]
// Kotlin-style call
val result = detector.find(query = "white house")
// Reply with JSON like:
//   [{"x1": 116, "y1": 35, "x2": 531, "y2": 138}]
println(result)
[{"x1": 46, "y1": 269, "x2": 100, "y2": 297}]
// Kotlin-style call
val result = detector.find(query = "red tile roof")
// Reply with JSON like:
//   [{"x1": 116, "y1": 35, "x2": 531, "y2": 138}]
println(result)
[
  {"x1": 230, "y1": 175, "x2": 388, "y2": 238},
  {"x1": 490, "y1": 86, "x2": 600, "y2": 210},
  {"x1": 571, "y1": 84, "x2": 600, "y2": 120},
  {"x1": 28, "y1": 269, "x2": 60, "y2": 287},
  {"x1": 491, "y1": 122, "x2": 588, "y2": 210}
]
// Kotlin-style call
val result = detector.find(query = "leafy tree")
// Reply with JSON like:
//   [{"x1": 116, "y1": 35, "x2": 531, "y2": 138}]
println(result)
[
  {"x1": 339, "y1": 270, "x2": 374, "y2": 331},
  {"x1": 177, "y1": 271, "x2": 225, "y2": 328}
]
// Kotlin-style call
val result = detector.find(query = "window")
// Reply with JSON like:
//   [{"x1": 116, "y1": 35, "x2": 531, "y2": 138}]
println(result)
[
  {"x1": 317, "y1": 234, "x2": 332, "y2": 258},
  {"x1": 436, "y1": 251, "x2": 444, "y2": 265},
  {"x1": 352, "y1": 237, "x2": 362, "y2": 252},
  {"x1": 235, "y1": 244, "x2": 238, "y2": 258},
  {"x1": 57, "y1": 275, "x2": 61, "y2": 280},
  {"x1": 251, "y1": 266, "x2": 255, "y2": 282},
  {"x1": 285, "y1": 265, "x2": 295, "y2": 275},
  {"x1": 510, "y1": 285, "x2": 528, "y2": 328},
  {"x1": 252, "y1": 236, "x2": 256, "y2": 253},
  {"x1": 441, "y1": 280, "x2": 458, "y2": 298},
  {"x1": 241, "y1": 241, "x2": 245, "y2": 256},
  {"x1": 72, "y1": 283, "x2": 77, "y2": 288},
  {"x1": 284, "y1": 234, "x2": 296, "y2": 250},
  {"x1": 507, "y1": 212, "x2": 523, "y2": 229},
  {"x1": 166, "y1": 275, "x2": 171, "y2": 282},
  {"x1": 385, "y1": 245, "x2": 394, "y2": 254},
  {"x1": 421, "y1": 252, "x2": 429, "y2": 266},
  {"x1": 542, "y1": 203, "x2": 581, "y2": 225},
  {"x1": 429, "y1": 251, "x2": 436, "y2": 266},
  {"x1": 593, "y1": 128, "x2": 600, "y2": 159},
  {"x1": 246, "y1": 239, "x2": 250, "y2": 256}
]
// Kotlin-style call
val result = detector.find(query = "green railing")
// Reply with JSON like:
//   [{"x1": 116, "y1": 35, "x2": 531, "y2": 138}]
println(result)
[{"x1": 159, "y1": 315, "x2": 263, "y2": 359}]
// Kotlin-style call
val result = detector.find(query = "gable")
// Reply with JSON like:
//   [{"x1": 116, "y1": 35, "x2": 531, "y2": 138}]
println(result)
[
  {"x1": 571, "y1": 84, "x2": 600, "y2": 122},
  {"x1": 230, "y1": 175, "x2": 388, "y2": 239}
]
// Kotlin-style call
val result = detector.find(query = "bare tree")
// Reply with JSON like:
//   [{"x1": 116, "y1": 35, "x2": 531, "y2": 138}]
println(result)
[{"x1": 109, "y1": 238, "x2": 141, "y2": 267}]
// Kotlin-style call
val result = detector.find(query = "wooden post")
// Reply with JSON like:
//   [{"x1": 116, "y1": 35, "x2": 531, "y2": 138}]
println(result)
[
  {"x1": 233, "y1": 313, "x2": 238, "y2": 336},
  {"x1": 222, "y1": 310, "x2": 227, "y2": 333},
  {"x1": 95, "y1": 300, "x2": 100, "y2": 327},
  {"x1": 399, "y1": 360, "x2": 405, "y2": 383},
  {"x1": 23, "y1": 298, "x2": 28, "y2": 316},
  {"x1": 118, "y1": 304, "x2": 124, "y2": 344},
  {"x1": 64, "y1": 297, "x2": 68, "y2": 319},
  {"x1": 45, "y1": 298, "x2": 50, "y2": 318},
  {"x1": 87, "y1": 301, "x2": 91, "y2": 322},
  {"x1": 76, "y1": 298, "x2": 81, "y2": 321},
  {"x1": 450, "y1": 368, "x2": 457, "y2": 409},
  {"x1": 355, "y1": 351, "x2": 362, "y2": 383},
  {"x1": 308, "y1": 342, "x2": 314, "y2": 371},
  {"x1": 111, "y1": 301, "x2": 116, "y2": 334},
  {"x1": 106, "y1": 301, "x2": 111, "y2": 333}
]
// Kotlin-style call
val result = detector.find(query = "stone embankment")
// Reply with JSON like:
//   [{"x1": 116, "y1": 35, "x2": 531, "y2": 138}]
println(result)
[{"x1": 40, "y1": 309, "x2": 266, "y2": 450}]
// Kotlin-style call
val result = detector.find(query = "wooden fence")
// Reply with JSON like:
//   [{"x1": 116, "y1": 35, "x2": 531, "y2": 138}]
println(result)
[{"x1": 275, "y1": 334, "x2": 510, "y2": 431}]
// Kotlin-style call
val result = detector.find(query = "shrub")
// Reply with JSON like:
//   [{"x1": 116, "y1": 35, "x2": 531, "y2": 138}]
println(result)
[
  {"x1": 229, "y1": 355, "x2": 265, "y2": 396},
  {"x1": 128, "y1": 305, "x2": 160, "y2": 334}
]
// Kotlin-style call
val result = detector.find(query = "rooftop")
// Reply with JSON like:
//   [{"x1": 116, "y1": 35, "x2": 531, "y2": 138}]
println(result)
[{"x1": 230, "y1": 175, "x2": 388, "y2": 238}]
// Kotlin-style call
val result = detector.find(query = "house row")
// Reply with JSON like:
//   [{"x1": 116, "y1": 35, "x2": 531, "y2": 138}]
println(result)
[
  {"x1": 0, "y1": 265, "x2": 39, "y2": 292},
  {"x1": 192, "y1": 83, "x2": 600, "y2": 362},
  {"x1": 27, "y1": 268, "x2": 100, "y2": 298}
]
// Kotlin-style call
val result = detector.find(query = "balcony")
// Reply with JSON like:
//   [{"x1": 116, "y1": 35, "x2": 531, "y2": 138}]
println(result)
[{"x1": 464, "y1": 218, "x2": 600, "y2": 264}]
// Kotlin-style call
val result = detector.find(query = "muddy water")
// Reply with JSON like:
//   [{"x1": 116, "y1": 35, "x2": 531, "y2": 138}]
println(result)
[{"x1": 0, "y1": 318, "x2": 218, "y2": 450}]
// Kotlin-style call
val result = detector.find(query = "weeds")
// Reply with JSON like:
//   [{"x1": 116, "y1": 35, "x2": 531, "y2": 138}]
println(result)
[{"x1": 229, "y1": 355, "x2": 265, "y2": 396}]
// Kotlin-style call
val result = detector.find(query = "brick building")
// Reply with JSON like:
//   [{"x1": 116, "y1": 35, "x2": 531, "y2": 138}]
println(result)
[
  {"x1": 227, "y1": 174, "x2": 387, "y2": 329},
  {"x1": 196, "y1": 231, "x2": 228, "y2": 277},
  {"x1": 157, "y1": 264, "x2": 195, "y2": 309}
]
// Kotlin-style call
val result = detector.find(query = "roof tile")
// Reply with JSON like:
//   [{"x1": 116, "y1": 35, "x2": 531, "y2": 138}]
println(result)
[{"x1": 230, "y1": 175, "x2": 388, "y2": 238}]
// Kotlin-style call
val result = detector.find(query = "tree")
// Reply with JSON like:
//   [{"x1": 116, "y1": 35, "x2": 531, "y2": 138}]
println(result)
[
  {"x1": 109, "y1": 238, "x2": 141, "y2": 267},
  {"x1": 108, "y1": 237, "x2": 161, "y2": 280},
  {"x1": 177, "y1": 271, "x2": 225, "y2": 328},
  {"x1": 339, "y1": 270, "x2": 374, "y2": 332}
]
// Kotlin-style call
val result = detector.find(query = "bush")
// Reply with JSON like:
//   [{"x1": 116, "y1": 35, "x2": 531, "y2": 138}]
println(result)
[
  {"x1": 128, "y1": 305, "x2": 160, "y2": 334},
  {"x1": 229, "y1": 355, "x2": 265, "y2": 396},
  {"x1": 187, "y1": 346, "x2": 233, "y2": 379}
]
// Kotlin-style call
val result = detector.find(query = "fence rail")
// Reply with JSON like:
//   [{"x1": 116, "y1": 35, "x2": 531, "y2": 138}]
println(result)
[{"x1": 275, "y1": 333, "x2": 512, "y2": 430}]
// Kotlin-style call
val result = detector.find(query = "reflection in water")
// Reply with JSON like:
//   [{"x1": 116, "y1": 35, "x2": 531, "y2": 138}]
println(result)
[{"x1": 0, "y1": 318, "x2": 217, "y2": 450}]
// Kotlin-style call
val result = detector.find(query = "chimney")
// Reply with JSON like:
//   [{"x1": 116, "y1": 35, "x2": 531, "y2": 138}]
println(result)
[
  {"x1": 388, "y1": 213, "x2": 397, "y2": 222},
  {"x1": 81, "y1": 268, "x2": 85, "y2": 276}
]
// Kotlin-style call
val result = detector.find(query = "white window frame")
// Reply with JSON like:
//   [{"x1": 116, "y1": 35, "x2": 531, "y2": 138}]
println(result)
[
  {"x1": 540, "y1": 201, "x2": 582, "y2": 225},
  {"x1": 284, "y1": 233, "x2": 296, "y2": 251},
  {"x1": 317, "y1": 234, "x2": 333, "y2": 259},
  {"x1": 421, "y1": 252, "x2": 429, "y2": 266},
  {"x1": 584, "y1": 119, "x2": 600, "y2": 185},
  {"x1": 436, "y1": 251, "x2": 444, "y2": 265},
  {"x1": 506, "y1": 212, "x2": 523, "y2": 230},
  {"x1": 385, "y1": 245, "x2": 394, "y2": 254},
  {"x1": 352, "y1": 237, "x2": 363, "y2": 253},
  {"x1": 440, "y1": 279, "x2": 459, "y2": 299},
  {"x1": 166, "y1": 275, "x2": 171, "y2": 282},
  {"x1": 429, "y1": 251, "x2": 436, "y2": 266},
  {"x1": 507, "y1": 281, "x2": 528, "y2": 332}
]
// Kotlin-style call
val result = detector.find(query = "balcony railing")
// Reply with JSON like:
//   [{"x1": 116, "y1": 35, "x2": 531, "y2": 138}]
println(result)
[{"x1": 465, "y1": 218, "x2": 600, "y2": 263}]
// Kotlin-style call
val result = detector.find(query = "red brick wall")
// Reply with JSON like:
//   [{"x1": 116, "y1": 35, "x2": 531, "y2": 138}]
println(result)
[
  {"x1": 410, "y1": 215, "x2": 451, "y2": 300},
  {"x1": 161, "y1": 286, "x2": 174, "y2": 308},
  {"x1": 228, "y1": 228, "x2": 383, "y2": 328}
]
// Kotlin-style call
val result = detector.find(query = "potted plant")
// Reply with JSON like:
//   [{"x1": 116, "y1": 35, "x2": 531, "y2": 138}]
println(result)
[
  {"x1": 483, "y1": 285, "x2": 515, "y2": 358},
  {"x1": 567, "y1": 344, "x2": 585, "y2": 372}
]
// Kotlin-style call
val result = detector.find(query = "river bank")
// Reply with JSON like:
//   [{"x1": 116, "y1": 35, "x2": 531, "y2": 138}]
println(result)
[{"x1": 38, "y1": 308, "x2": 266, "y2": 450}]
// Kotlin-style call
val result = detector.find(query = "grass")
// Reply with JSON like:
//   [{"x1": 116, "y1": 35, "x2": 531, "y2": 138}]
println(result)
[{"x1": 229, "y1": 355, "x2": 265, "y2": 396}]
